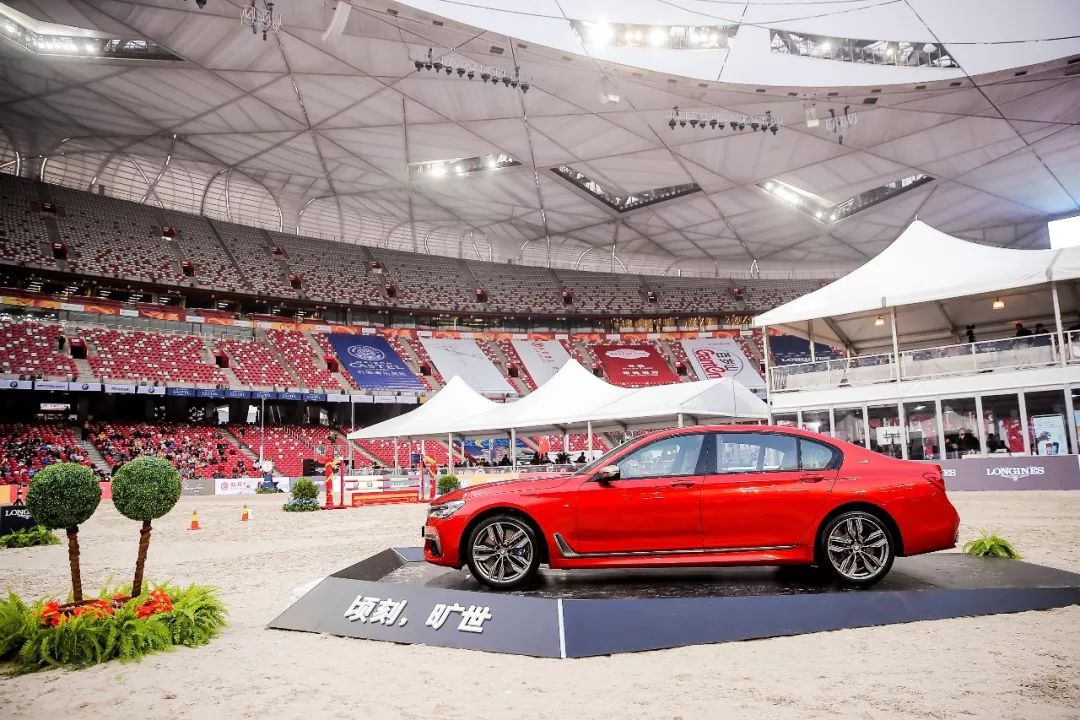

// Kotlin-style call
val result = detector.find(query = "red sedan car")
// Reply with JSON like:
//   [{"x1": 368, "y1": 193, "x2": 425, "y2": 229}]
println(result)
[{"x1": 423, "y1": 426, "x2": 959, "y2": 589}]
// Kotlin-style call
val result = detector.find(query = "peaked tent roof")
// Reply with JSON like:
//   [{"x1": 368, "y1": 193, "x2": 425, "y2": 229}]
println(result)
[
  {"x1": 347, "y1": 359, "x2": 769, "y2": 439},
  {"x1": 754, "y1": 221, "x2": 1080, "y2": 329},
  {"x1": 347, "y1": 375, "x2": 498, "y2": 440}
]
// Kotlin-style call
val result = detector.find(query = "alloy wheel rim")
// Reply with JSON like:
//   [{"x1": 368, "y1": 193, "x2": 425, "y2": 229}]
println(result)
[
  {"x1": 472, "y1": 521, "x2": 534, "y2": 584},
  {"x1": 826, "y1": 515, "x2": 890, "y2": 580}
]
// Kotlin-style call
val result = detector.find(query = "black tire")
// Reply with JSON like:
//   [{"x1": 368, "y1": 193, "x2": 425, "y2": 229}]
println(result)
[
  {"x1": 818, "y1": 510, "x2": 895, "y2": 587},
  {"x1": 465, "y1": 514, "x2": 541, "y2": 590}
]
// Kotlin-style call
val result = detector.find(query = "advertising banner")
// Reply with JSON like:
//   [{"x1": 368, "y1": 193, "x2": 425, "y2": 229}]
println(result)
[
  {"x1": 327, "y1": 393, "x2": 351, "y2": 403},
  {"x1": 166, "y1": 387, "x2": 197, "y2": 397},
  {"x1": 278, "y1": 391, "x2": 301, "y2": 401},
  {"x1": 34, "y1": 380, "x2": 69, "y2": 391},
  {"x1": 105, "y1": 383, "x2": 136, "y2": 394},
  {"x1": 215, "y1": 477, "x2": 261, "y2": 495},
  {"x1": 419, "y1": 337, "x2": 514, "y2": 393},
  {"x1": 197, "y1": 388, "x2": 226, "y2": 398},
  {"x1": 937, "y1": 455, "x2": 1080, "y2": 490},
  {"x1": 0, "y1": 503, "x2": 36, "y2": 536},
  {"x1": 681, "y1": 338, "x2": 764, "y2": 389},
  {"x1": 136, "y1": 385, "x2": 164, "y2": 395},
  {"x1": 181, "y1": 477, "x2": 216, "y2": 495},
  {"x1": 251, "y1": 390, "x2": 278, "y2": 400},
  {"x1": 769, "y1": 334, "x2": 836, "y2": 365},
  {"x1": 1031, "y1": 415, "x2": 1068, "y2": 456},
  {"x1": 68, "y1": 382, "x2": 101, "y2": 392},
  {"x1": 593, "y1": 344, "x2": 679, "y2": 386},
  {"x1": 303, "y1": 392, "x2": 328, "y2": 402},
  {"x1": 224, "y1": 389, "x2": 251, "y2": 399},
  {"x1": 3, "y1": 380, "x2": 32, "y2": 390},
  {"x1": 325, "y1": 334, "x2": 424, "y2": 392},
  {"x1": 511, "y1": 339, "x2": 570, "y2": 385}
]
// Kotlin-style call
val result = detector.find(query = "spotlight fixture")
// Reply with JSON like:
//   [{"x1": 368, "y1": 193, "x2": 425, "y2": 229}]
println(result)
[
  {"x1": 240, "y1": 0, "x2": 282, "y2": 40},
  {"x1": 729, "y1": 120, "x2": 738, "y2": 130},
  {"x1": 874, "y1": 315, "x2": 885, "y2": 327},
  {"x1": 669, "y1": 118, "x2": 677, "y2": 130},
  {"x1": 456, "y1": 67, "x2": 465, "y2": 77},
  {"x1": 444, "y1": 66, "x2": 452, "y2": 76},
  {"x1": 679, "y1": 119, "x2": 686, "y2": 127},
  {"x1": 433, "y1": 60, "x2": 443, "y2": 71},
  {"x1": 502, "y1": 76, "x2": 512, "y2": 87},
  {"x1": 992, "y1": 298, "x2": 1005, "y2": 310},
  {"x1": 709, "y1": 119, "x2": 718, "y2": 129},
  {"x1": 480, "y1": 72, "x2": 491, "y2": 82},
  {"x1": 195, "y1": 0, "x2": 207, "y2": 7},
  {"x1": 689, "y1": 119, "x2": 699, "y2": 128},
  {"x1": 750, "y1": 121, "x2": 759, "y2": 131},
  {"x1": 467, "y1": 70, "x2": 475, "y2": 80},
  {"x1": 520, "y1": 81, "x2": 529, "y2": 93},
  {"x1": 414, "y1": 59, "x2": 424, "y2": 71}
]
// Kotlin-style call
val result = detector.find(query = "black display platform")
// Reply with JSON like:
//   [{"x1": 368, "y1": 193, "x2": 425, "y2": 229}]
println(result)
[{"x1": 268, "y1": 548, "x2": 1080, "y2": 658}]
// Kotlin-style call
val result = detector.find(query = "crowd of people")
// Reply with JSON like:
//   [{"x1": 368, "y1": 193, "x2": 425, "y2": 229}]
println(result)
[
  {"x1": 88, "y1": 423, "x2": 252, "y2": 480},
  {"x1": 0, "y1": 424, "x2": 106, "y2": 486}
]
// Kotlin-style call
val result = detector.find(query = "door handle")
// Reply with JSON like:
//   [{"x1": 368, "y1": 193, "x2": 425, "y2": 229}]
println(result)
[
  {"x1": 800, "y1": 474, "x2": 827, "y2": 483},
  {"x1": 668, "y1": 481, "x2": 696, "y2": 488}
]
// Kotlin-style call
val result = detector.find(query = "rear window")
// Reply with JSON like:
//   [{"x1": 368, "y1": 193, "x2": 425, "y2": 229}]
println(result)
[{"x1": 800, "y1": 438, "x2": 841, "y2": 470}]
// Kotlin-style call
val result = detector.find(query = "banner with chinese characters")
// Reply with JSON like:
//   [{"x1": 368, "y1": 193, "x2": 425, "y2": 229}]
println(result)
[
  {"x1": 680, "y1": 337, "x2": 764, "y2": 389},
  {"x1": 325, "y1": 334, "x2": 424, "y2": 392},
  {"x1": 593, "y1": 344, "x2": 679, "y2": 386},
  {"x1": 511, "y1": 339, "x2": 570, "y2": 385}
]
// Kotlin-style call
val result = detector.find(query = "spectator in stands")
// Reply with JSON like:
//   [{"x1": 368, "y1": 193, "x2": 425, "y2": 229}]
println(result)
[
  {"x1": 555, "y1": 451, "x2": 570, "y2": 465},
  {"x1": 497, "y1": 453, "x2": 512, "y2": 467},
  {"x1": 965, "y1": 325, "x2": 976, "y2": 344},
  {"x1": 57, "y1": 335, "x2": 65, "y2": 351},
  {"x1": 986, "y1": 433, "x2": 1006, "y2": 454},
  {"x1": 574, "y1": 452, "x2": 587, "y2": 464},
  {"x1": 1014, "y1": 322, "x2": 1032, "y2": 338}
]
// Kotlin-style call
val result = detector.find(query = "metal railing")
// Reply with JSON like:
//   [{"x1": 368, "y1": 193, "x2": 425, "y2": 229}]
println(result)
[{"x1": 771, "y1": 331, "x2": 1074, "y2": 393}]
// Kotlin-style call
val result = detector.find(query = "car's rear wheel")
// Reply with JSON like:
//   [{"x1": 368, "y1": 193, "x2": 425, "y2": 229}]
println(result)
[
  {"x1": 465, "y1": 514, "x2": 540, "y2": 590},
  {"x1": 819, "y1": 510, "x2": 895, "y2": 586}
]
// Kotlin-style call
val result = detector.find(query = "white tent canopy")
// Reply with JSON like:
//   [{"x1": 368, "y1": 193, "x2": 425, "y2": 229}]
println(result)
[
  {"x1": 348, "y1": 359, "x2": 769, "y2": 440},
  {"x1": 347, "y1": 375, "x2": 497, "y2": 440},
  {"x1": 754, "y1": 221, "x2": 1080, "y2": 351}
]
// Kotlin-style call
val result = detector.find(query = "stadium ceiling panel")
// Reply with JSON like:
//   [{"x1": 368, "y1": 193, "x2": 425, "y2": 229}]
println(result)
[{"x1": 0, "y1": 0, "x2": 1077, "y2": 275}]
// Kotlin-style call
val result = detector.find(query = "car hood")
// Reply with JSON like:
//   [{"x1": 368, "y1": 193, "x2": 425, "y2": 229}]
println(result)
[{"x1": 454, "y1": 472, "x2": 576, "y2": 499}]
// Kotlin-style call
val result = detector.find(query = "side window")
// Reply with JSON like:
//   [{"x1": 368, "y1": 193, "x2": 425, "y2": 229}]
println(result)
[
  {"x1": 618, "y1": 434, "x2": 705, "y2": 479},
  {"x1": 717, "y1": 433, "x2": 798, "y2": 473},
  {"x1": 800, "y1": 438, "x2": 840, "y2": 471}
]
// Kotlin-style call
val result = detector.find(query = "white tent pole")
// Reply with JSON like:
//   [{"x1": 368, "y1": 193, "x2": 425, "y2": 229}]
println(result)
[
  {"x1": 562, "y1": 431, "x2": 569, "y2": 456},
  {"x1": 677, "y1": 413, "x2": 684, "y2": 428},
  {"x1": 393, "y1": 437, "x2": 399, "y2": 474},
  {"x1": 762, "y1": 327, "x2": 772, "y2": 404},
  {"x1": 509, "y1": 429, "x2": 516, "y2": 470},
  {"x1": 889, "y1": 307, "x2": 901, "y2": 381},
  {"x1": 1052, "y1": 281, "x2": 1066, "y2": 367},
  {"x1": 808, "y1": 320, "x2": 816, "y2": 362},
  {"x1": 586, "y1": 421, "x2": 593, "y2": 459},
  {"x1": 448, "y1": 433, "x2": 454, "y2": 474}
]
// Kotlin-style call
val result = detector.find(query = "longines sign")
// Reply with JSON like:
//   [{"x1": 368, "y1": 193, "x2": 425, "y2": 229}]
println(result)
[{"x1": 937, "y1": 455, "x2": 1080, "y2": 491}]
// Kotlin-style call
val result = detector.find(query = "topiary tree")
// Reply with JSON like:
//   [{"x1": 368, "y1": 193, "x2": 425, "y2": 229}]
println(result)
[
  {"x1": 291, "y1": 477, "x2": 318, "y2": 501},
  {"x1": 111, "y1": 456, "x2": 182, "y2": 597},
  {"x1": 25, "y1": 463, "x2": 102, "y2": 602}
]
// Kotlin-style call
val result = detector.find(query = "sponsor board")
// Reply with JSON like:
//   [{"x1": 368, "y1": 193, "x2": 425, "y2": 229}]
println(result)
[
  {"x1": 419, "y1": 337, "x2": 514, "y2": 394},
  {"x1": 136, "y1": 385, "x2": 164, "y2": 395},
  {"x1": 181, "y1": 477, "x2": 216, "y2": 495},
  {"x1": 681, "y1": 337, "x2": 765, "y2": 389},
  {"x1": 4, "y1": 380, "x2": 32, "y2": 390},
  {"x1": 325, "y1": 334, "x2": 424, "y2": 391},
  {"x1": 197, "y1": 388, "x2": 226, "y2": 398},
  {"x1": 69, "y1": 381, "x2": 101, "y2": 392},
  {"x1": 511, "y1": 339, "x2": 570, "y2": 385},
  {"x1": 34, "y1": 380, "x2": 69, "y2": 391},
  {"x1": 1, "y1": 503, "x2": 36, "y2": 536},
  {"x1": 215, "y1": 478, "x2": 261, "y2": 495},
  {"x1": 937, "y1": 455, "x2": 1080, "y2": 490},
  {"x1": 105, "y1": 383, "x2": 137, "y2": 394},
  {"x1": 166, "y1": 387, "x2": 197, "y2": 397},
  {"x1": 594, "y1": 343, "x2": 679, "y2": 386}
]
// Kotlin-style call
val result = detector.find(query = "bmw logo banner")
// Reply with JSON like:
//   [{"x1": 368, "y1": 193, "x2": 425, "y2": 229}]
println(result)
[{"x1": 325, "y1": 334, "x2": 424, "y2": 391}]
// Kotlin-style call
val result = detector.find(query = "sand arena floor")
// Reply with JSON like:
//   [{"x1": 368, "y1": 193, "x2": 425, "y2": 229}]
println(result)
[{"x1": 2, "y1": 491, "x2": 1079, "y2": 719}]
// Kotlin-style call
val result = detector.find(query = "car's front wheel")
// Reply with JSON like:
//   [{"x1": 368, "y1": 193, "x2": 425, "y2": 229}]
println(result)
[
  {"x1": 465, "y1": 514, "x2": 541, "y2": 590},
  {"x1": 819, "y1": 510, "x2": 895, "y2": 586}
]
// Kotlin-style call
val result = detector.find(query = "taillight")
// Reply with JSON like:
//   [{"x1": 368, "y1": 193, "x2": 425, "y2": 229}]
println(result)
[{"x1": 923, "y1": 469, "x2": 946, "y2": 492}]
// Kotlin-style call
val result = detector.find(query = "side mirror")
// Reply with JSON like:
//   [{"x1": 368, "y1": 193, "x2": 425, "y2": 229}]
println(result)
[{"x1": 594, "y1": 464, "x2": 620, "y2": 482}]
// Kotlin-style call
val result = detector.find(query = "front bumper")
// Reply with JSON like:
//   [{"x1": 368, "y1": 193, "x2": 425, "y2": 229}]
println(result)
[{"x1": 422, "y1": 517, "x2": 466, "y2": 568}]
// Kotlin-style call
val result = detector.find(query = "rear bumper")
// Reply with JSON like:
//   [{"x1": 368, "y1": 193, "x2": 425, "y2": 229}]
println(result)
[{"x1": 892, "y1": 490, "x2": 960, "y2": 556}]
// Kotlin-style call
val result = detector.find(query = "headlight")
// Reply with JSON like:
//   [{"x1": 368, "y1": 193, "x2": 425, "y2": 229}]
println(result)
[{"x1": 428, "y1": 499, "x2": 465, "y2": 519}]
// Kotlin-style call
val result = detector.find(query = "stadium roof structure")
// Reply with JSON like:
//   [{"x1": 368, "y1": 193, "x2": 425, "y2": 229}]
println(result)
[{"x1": 0, "y1": 0, "x2": 1078, "y2": 276}]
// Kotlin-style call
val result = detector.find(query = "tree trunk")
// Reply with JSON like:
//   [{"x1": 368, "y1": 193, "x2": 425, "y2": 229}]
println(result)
[
  {"x1": 132, "y1": 519, "x2": 152, "y2": 597},
  {"x1": 66, "y1": 527, "x2": 83, "y2": 603}
]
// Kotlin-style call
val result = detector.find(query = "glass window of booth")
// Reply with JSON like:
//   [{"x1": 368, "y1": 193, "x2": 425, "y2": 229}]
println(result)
[
  {"x1": 982, "y1": 394, "x2": 1023, "y2": 454},
  {"x1": 868, "y1": 404, "x2": 902, "y2": 458},
  {"x1": 772, "y1": 412, "x2": 797, "y2": 428},
  {"x1": 833, "y1": 407, "x2": 866, "y2": 447},
  {"x1": 1026, "y1": 389, "x2": 1072, "y2": 455},
  {"x1": 800, "y1": 409, "x2": 831, "y2": 436},
  {"x1": 904, "y1": 401, "x2": 939, "y2": 460},
  {"x1": 941, "y1": 397, "x2": 978, "y2": 458}
]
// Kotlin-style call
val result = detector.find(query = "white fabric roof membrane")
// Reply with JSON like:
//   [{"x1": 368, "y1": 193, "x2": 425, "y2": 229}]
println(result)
[
  {"x1": 754, "y1": 221, "x2": 1080, "y2": 329},
  {"x1": 347, "y1": 375, "x2": 497, "y2": 440},
  {"x1": 348, "y1": 359, "x2": 769, "y2": 439}
]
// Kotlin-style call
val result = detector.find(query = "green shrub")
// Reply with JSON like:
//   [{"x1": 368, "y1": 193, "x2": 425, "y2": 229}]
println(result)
[
  {"x1": 282, "y1": 498, "x2": 321, "y2": 512},
  {"x1": 25, "y1": 463, "x2": 102, "y2": 602},
  {"x1": 111, "y1": 456, "x2": 183, "y2": 597},
  {"x1": 0, "y1": 583, "x2": 227, "y2": 674},
  {"x1": 291, "y1": 477, "x2": 318, "y2": 501},
  {"x1": 963, "y1": 529, "x2": 1022, "y2": 559},
  {"x1": 0, "y1": 526, "x2": 61, "y2": 549},
  {"x1": 437, "y1": 474, "x2": 461, "y2": 496},
  {"x1": 254, "y1": 485, "x2": 279, "y2": 494}
]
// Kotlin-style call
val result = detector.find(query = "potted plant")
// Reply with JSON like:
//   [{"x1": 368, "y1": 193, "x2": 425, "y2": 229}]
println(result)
[
  {"x1": 25, "y1": 463, "x2": 101, "y2": 603},
  {"x1": 111, "y1": 456, "x2": 182, "y2": 597},
  {"x1": 437, "y1": 473, "x2": 461, "y2": 496}
]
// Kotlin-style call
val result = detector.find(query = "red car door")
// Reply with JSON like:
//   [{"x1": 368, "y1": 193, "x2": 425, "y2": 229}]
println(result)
[
  {"x1": 700, "y1": 431, "x2": 839, "y2": 550},
  {"x1": 572, "y1": 432, "x2": 706, "y2": 554}
]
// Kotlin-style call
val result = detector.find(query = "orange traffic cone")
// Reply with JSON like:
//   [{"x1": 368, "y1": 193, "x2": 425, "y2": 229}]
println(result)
[
  {"x1": 189, "y1": 510, "x2": 200, "y2": 531},
  {"x1": 241, "y1": 505, "x2": 250, "y2": 522}
]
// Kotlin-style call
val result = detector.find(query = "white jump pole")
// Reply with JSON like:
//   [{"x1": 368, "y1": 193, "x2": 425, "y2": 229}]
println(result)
[
  {"x1": 586, "y1": 421, "x2": 593, "y2": 460},
  {"x1": 448, "y1": 433, "x2": 454, "y2": 474},
  {"x1": 510, "y1": 428, "x2": 516, "y2": 470}
]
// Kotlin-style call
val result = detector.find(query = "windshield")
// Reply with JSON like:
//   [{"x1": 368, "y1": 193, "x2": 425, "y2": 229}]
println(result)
[{"x1": 573, "y1": 436, "x2": 638, "y2": 476}]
